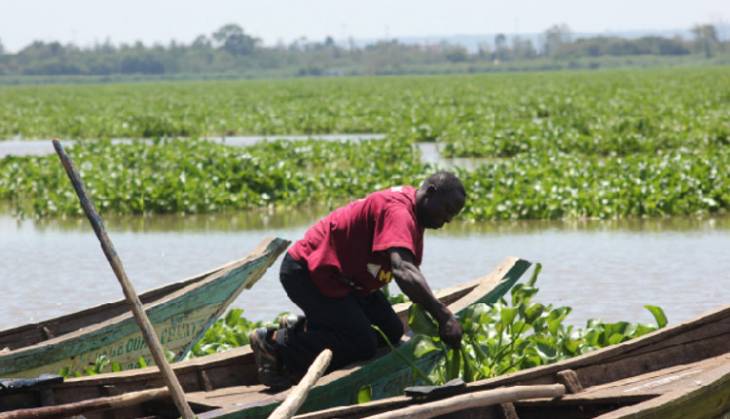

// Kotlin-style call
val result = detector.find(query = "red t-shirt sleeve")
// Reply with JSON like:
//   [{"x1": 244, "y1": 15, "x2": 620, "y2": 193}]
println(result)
[{"x1": 371, "y1": 204, "x2": 418, "y2": 258}]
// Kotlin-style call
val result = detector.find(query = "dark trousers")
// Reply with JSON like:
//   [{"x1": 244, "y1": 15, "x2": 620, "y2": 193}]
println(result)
[{"x1": 277, "y1": 253, "x2": 404, "y2": 376}]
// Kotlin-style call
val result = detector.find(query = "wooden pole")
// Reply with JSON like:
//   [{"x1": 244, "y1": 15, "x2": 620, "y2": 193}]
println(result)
[
  {"x1": 52, "y1": 140, "x2": 195, "y2": 419},
  {"x1": 0, "y1": 388, "x2": 169, "y2": 419},
  {"x1": 362, "y1": 383, "x2": 565, "y2": 419},
  {"x1": 269, "y1": 349, "x2": 333, "y2": 419}
]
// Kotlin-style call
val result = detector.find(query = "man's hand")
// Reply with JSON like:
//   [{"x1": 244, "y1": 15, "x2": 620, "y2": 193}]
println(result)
[
  {"x1": 439, "y1": 313, "x2": 463, "y2": 349},
  {"x1": 389, "y1": 247, "x2": 463, "y2": 349}
]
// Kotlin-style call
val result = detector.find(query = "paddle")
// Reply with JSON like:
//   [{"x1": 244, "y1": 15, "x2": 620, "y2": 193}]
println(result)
[{"x1": 52, "y1": 140, "x2": 195, "y2": 419}]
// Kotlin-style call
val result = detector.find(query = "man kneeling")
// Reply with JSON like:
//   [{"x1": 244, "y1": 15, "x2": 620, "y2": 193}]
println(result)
[{"x1": 250, "y1": 171, "x2": 466, "y2": 389}]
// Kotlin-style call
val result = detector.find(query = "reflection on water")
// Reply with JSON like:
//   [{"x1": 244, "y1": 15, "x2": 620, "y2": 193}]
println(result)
[
  {"x1": 442, "y1": 214, "x2": 730, "y2": 235},
  {"x1": 23, "y1": 205, "x2": 730, "y2": 235},
  {"x1": 27, "y1": 205, "x2": 330, "y2": 233},
  {"x1": 2, "y1": 208, "x2": 730, "y2": 333}
]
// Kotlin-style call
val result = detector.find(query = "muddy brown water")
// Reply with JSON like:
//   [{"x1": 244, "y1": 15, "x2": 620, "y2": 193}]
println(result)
[{"x1": 2, "y1": 208, "x2": 729, "y2": 331}]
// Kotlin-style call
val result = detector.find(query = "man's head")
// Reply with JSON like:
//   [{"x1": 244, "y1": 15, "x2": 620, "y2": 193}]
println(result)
[{"x1": 415, "y1": 171, "x2": 466, "y2": 229}]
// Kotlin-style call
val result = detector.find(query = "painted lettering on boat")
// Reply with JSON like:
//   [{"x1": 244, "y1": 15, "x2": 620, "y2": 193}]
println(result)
[{"x1": 15, "y1": 305, "x2": 219, "y2": 377}]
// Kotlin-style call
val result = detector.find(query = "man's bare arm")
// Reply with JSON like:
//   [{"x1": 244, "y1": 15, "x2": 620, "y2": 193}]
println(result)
[{"x1": 388, "y1": 248, "x2": 462, "y2": 348}]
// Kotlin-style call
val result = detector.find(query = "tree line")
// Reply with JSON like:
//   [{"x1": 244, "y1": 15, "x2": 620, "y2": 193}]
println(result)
[{"x1": 0, "y1": 23, "x2": 726, "y2": 78}]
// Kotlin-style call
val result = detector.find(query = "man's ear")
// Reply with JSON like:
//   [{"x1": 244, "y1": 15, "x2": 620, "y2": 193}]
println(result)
[{"x1": 425, "y1": 184, "x2": 437, "y2": 197}]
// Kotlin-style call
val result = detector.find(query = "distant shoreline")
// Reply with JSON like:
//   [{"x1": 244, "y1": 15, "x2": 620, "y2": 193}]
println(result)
[{"x1": 1, "y1": 54, "x2": 729, "y2": 86}]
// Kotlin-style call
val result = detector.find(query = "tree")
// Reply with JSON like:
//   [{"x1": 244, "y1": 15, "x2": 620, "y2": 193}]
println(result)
[
  {"x1": 212, "y1": 23, "x2": 259, "y2": 56},
  {"x1": 544, "y1": 24, "x2": 571, "y2": 56},
  {"x1": 494, "y1": 33, "x2": 508, "y2": 61},
  {"x1": 0, "y1": 38, "x2": 4, "y2": 55},
  {"x1": 445, "y1": 46, "x2": 468, "y2": 62},
  {"x1": 192, "y1": 35, "x2": 212, "y2": 49},
  {"x1": 692, "y1": 24, "x2": 719, "y2": 58},
  {"x1": 512, "y1": 37, "x2": 537, "y2": 59},
  {"x1": 119, "y1": 54, "x2": 165, "y2": 74},
  {"x1": 477, "y1": 42, "x2": 492, "y2": 59}
]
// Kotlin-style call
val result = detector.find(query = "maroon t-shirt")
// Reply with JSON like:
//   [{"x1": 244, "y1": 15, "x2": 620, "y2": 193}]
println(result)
[{"x1": 288, "y1": 186, "x2": 424, "y2": 298}]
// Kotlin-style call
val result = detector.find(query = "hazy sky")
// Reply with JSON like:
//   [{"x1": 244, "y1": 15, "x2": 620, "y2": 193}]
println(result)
[{"x1": 0, "y1": 0, "x2": 727, "y2": 52}]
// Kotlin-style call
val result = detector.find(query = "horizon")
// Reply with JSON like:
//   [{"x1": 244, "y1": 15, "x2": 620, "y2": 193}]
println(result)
[{"x1": 1, "y1": 0, "x2": 727, "y2": 53}]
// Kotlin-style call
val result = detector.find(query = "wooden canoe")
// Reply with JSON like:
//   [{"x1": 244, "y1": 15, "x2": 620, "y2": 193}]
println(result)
[
  {"x1": 0, "y1": 257, "x2": 531, "y2": 418},
  {"x1": 295, "y1": 298, "x2": 730, "y2": 419},
  {"x1": 0, "y1": 237, "x2": 289, "y2": 379}
]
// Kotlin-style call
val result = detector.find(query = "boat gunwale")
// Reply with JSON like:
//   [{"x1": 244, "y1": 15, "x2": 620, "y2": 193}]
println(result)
[
  {"x1": 0, "y1": 258, "x2": 224, "y2": 345},
  {"x1": 0, "y1": 237, "x2": 289, "y2": 359},
  {"x1": 0, "y1": 239, "x2": 282, "y2": 345},
  {"x1": 592, "y1": 352, "x2": 730, "y2": 419}
]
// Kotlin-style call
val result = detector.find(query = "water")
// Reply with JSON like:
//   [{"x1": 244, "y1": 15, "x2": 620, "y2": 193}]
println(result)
[
  {"x1": 2, "y1": 208, "x2": 729, "y2": 331},
  {"x1": 0, "y1": 137, "x2": 487, "y2": 171},
  {"x1": 0, "y1": 135, "x2": 386, "y2": 158},
  {"x1": 418, "y1": 142, "x2": 488, "y2": 170}
]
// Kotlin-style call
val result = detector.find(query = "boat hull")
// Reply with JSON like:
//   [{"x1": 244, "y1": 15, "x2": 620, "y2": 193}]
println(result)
[{"x1": 0, "y1": 237, "x2": 289, "y2": 378}]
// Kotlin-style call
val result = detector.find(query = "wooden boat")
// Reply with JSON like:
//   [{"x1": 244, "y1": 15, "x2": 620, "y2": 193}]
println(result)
[
  {"x1": 294, "y1": 299, "x2": 730, "y2": 419},
  {"x1": 0, "y1": 237, "x2": 288, "y2": 379},
  {"x1": 0, "y1": 257, "x2": 531, "y2": 418}
]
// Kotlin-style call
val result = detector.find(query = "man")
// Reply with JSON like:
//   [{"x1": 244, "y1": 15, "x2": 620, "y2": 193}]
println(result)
[{"x1": 250, "y1": 171, "x2": 466, "y2": 389}]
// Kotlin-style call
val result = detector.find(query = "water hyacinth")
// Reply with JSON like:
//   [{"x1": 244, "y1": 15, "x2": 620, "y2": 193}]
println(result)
[
  {"x1": 1, "y1": 67, "x2": 729, "y2": 220},
  {"x1": 0, "y1": 137, "x2": 424, "y2": 217},
  {"x1": 457, "y1": 147, "x2": 730, "y2": 220},
  {"x1": 406, "y1": 264, "x2": 667, "y2": 384},
  {"x1": 1, "y1": 138, "x2": 728, "y2": 220},
  {"x1": 0, "y1": 68, "x2": 727, "y2": 144}
]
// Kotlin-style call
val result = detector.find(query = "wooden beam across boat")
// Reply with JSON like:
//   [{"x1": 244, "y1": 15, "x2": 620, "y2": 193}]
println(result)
[
  {"x1": 0, "y1": 256, "x2": 531, "y2": 419},
  {"x1": 0, "y1": 237, "x2": 289, "y2": 379}
]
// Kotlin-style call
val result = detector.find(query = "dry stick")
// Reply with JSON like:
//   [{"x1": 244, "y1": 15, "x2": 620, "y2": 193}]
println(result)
[
  {"x1": 52, "y1": 140, "x2": 195, "y2": 419},
  {"x1": 269, "y1": 349, "x2": 333, "y2": 419},
  {"x1": 0, "y1": 388, "x2": 169, "y2": 419},
  {"x1": 362, "y1": 383, "x2": 565, "y2": 419}
]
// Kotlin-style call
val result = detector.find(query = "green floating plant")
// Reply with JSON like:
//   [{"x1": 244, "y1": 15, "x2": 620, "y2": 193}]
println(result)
[{"x1": 409, "y1": 263, "x2": 667, "y2": 384}]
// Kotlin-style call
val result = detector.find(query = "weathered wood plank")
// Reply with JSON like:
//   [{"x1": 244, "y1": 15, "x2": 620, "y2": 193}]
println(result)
[
  {"x1": 361, "y1": 384, "x2": 565, "y2": 419},
  {"x1": 556, "y1": 370, "x2": 583, "y2": 394},
  {"x1": 595, "y1": 354, "x2": 730, "y2": 419},
  {"x1": 0, "y1": 388, "x2": 168, "y2": 419}
]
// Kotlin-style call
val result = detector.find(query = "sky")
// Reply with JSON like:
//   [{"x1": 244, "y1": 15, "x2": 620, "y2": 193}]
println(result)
[{"x1": 0, "y1": 0, "x2": 727, "y2": 52}]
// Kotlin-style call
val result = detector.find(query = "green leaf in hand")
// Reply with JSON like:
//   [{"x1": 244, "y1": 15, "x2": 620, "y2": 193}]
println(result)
[
  {"x1": 408, "y1": 303, "x2": 439, "y2": 337},
  {"x1": 414, "y1": 336, "x2": 440, "y2": 358}
]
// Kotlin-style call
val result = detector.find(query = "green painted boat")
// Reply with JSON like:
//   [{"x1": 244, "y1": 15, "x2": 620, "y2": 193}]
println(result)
[
  {"x1": 0, "y1": 256, "x2": 530, "y2": 418},
  {"x1": 0, "y1": 237, "x2": 288, "y2": 379},
  {"x1": 188, "y1": 257, "x2": 531, "y2": 418}
]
